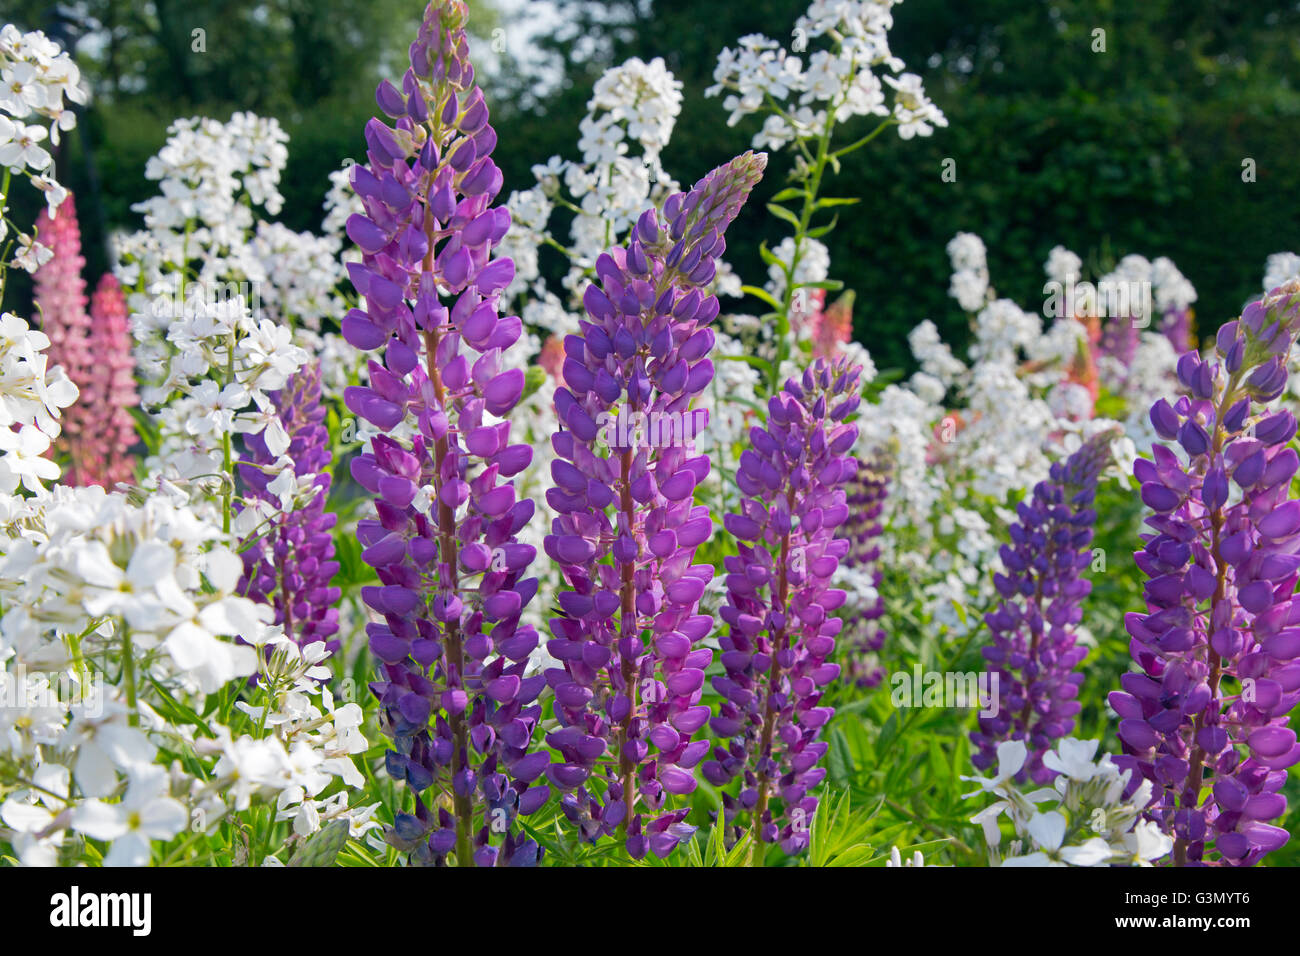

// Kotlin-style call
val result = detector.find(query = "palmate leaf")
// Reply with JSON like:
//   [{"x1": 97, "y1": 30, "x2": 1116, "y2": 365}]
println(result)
[
  {"x1": 634, "y1": 819, "x2": 759, "y2": 867},
  {"x1": 805, "y1": 790, "x2": 876, "y2": 867}
]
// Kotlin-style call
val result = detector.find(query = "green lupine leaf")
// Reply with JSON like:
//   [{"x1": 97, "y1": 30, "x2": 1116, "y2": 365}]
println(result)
[
  {"x1": 813, "y1": 196, "x2": 859, "y2": 209},
  {"x1": 740, "y1": 284, "x2": 782, "y2": 310},
  {"x1": 765, "y1": 202, "x2": 802, "y2": 228}
]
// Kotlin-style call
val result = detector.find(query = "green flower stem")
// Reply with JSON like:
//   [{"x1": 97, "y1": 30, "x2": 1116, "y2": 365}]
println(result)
[
  {"x1": 122, "y1": 631, "x2": 139, "y2": 727},
  {"x1": 768, "y1": 113, "x2": 895, "y2": 395},
  {"x1": 222, "y1": 336, "x2": 235, "y2": 535}
]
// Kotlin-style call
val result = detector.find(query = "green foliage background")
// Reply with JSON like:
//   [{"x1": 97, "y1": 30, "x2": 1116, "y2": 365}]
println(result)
[{"x1": 8, "y1": 0, "x2": 1300, "y2": 370}]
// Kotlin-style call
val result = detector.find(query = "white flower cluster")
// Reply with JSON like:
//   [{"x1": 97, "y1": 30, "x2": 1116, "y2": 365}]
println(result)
[
  {"x1": 1045, "y1": 244, "x2": 1183, "y2": 445},
  {"x1": 501, "y1": 56, "x2": 693, "y2": 325},
  {"x1": 1264, "y1": 251, "x2": 1300, "y2": 292},
  {"x1": 0, "y1": 313, "x2": 77, "y2": 495},
  {"x1": 0, "y1": 485, "x2": 373, "y2": 866},
  {"x1": 0, "y1": 28, "x2": 82, "y2": 501},
  {"x1": 322, "y1": 164, "x2": 365, "y2": 246},
  {"x1": 0, "y1": 487, "x2": 269, "y2": 692},
  {"x1": 886, "y1": 846, "x2": 941, "y2": 867},
  {"x1": 767, "y1": 234, "x2": 830, "y2": 302},
  {"x1": 707, "y1": 0, "x2": 944, "y2": 149},
  {"x1": 586, "y1": 55, "x2": 683, "y2": 164},
  {"x1": 857, "y1": 236, "x2": 1136, "y2": 636},
  {"x1": 1098, "y1": 252, "x2": 1197, "y2": 316},
  {"x1": 121, "y1": 113, "x2": 288, "y2": 274},
  {"x1": 946, "y1": 232, "x2": 989, "y2": 313},
  {"x1": 115, "y1": 116, "x2": 365, "y2": 495},
  {"x1": 0, "y1": 24, "x2": 86, "y2": 257},
  {"x1": 115, "y1": 113, "x2": 291, "y2": 375},
  {"x1": 1044, "y1": 244, "x2": 1082, "y2": 287},
  {"x1": 199, "y1": 636, "x2": 375, "y2": 845},
  {"x1": 140, "y1": 292, "x2": 308, "y2": 492},
  {"x1": 250, "y1": 220, "x2": 347, "y2": 331},
  {"x1": 963, "y1": 739, "x2": 1174, "y2": 867}
]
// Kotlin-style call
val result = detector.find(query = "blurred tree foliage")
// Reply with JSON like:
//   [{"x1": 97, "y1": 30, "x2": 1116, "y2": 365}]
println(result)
[
  {"x1": 9, "y1": 0, "x2": 1300, "y2": 371},
  {"x1": 490, "y1": 0, "x2": 1300, "y2": 369},
  {"x1": 4, "y1": 0, "x2": 496, "y2": 284}
]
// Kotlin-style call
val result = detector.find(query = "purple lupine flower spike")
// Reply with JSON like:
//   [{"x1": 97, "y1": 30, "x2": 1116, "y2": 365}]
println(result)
[
  {"x1": 970, "y1": 428, "x2": 1117, "y2": 783},
  {"x1": 542, "y1": 150, "x2": 767, "y2": 860},
  {"x1": 704, "y1": 355, "x2": 863, "y2": 857},
  {"x1": 341, "y1": 0, "x2": 545, "y2": 867},
  {"x1": 840, "y1": 460, "x2": 889, "y2": 688},
  {"x1": 1098, "y1": 315, "x2": 1140, "y2": 372},
  {"x1": 1114, "y1": 280, "x2": 1300, "y2": 867},
  {"x1": 1160, "y1": 306, "x2": 1195, "y2": 355},
  {"x1": 238, "y1": 362, "x2": 342, "y2": 652}
]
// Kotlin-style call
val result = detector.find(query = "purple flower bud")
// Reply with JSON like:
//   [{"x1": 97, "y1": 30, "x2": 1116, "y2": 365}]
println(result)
[
  {"x1": 346, "y1": 214, "x2": 389, "y2": 255},
  {"x1": 375, "y1": 79, "x2": 407, "y2": 117},
  {"x1": 1256, "y1": 411, "x2": 1296, "y2": 447},
  {"x1": 1202, "y1": 465, "x2": 1228, "y2": 510},
  {"x1": 1150, "y1": 399, "x2": 1180, "y2": 440}
]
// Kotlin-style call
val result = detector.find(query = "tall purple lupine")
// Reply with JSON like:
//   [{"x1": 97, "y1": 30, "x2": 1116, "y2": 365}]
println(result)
[
  {"x1": 841, "y1": 461, "x2": 889, "y2": 689},
  {"x1": 542, "y1": 151, "x2": 767, "y2": 859},
  {"x1": 970, "y1": 428, "x2": 1116, "y2": 783},
  {"x1": 703, "y1": 356, "x2": 862, "y2": 857},
  {"x1": 341, "y1": 0, "x2": 545, "y2": 867},
  {"x1": 1114, "y1": 280, "x2": 1300, "y2": 867},
  {"x1": 237, "y1": 362, "x2": 341, "y2": 652}
]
